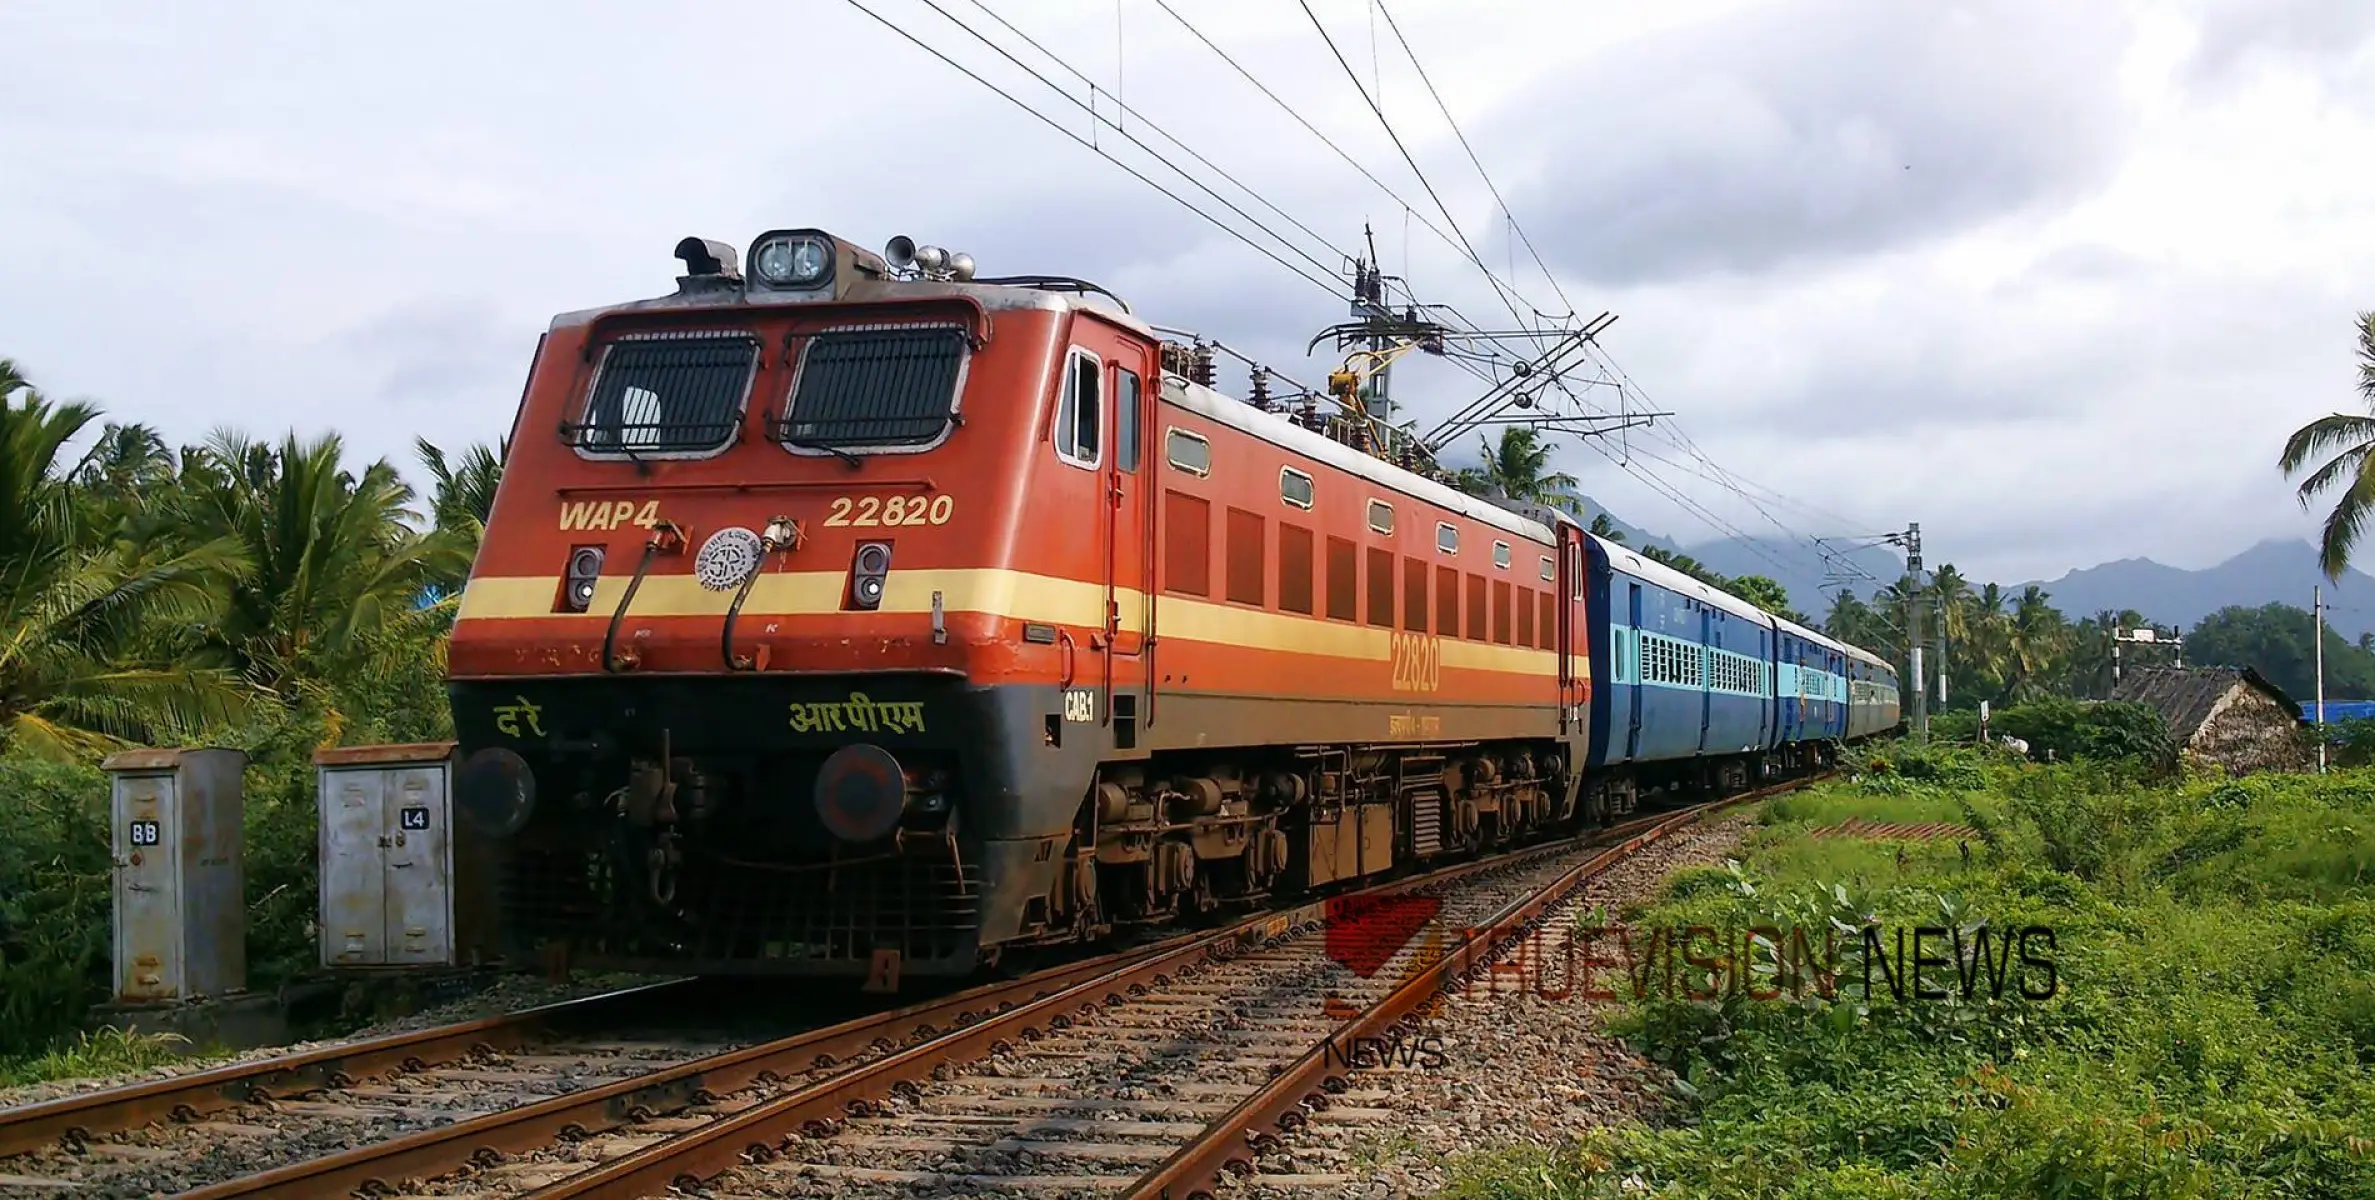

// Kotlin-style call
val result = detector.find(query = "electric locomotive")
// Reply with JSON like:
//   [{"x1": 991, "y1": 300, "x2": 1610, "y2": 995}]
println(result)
[{"x1": 445, "y1": 227, "x2": 1897, "y2": 985}]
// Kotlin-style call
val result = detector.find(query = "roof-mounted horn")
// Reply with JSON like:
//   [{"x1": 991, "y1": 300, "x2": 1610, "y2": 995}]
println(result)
[{"x1": 674, "y1": 237, "x2": 741, "y2": 281}]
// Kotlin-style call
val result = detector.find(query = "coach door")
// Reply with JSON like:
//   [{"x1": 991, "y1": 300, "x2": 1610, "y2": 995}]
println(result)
[
  {"x1": 1555, "y1": 525, "x2": 1588, "y2": 733},
  {"x1": 1077, "y1": 321, "x2": 1154, "y2": 751}
]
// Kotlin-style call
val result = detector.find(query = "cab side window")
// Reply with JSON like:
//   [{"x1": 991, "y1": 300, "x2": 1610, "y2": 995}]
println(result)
[
  {"x1": 1056, "y1": 348, "x2": 1102, "y2": 468},
  {"x1": 1115, "y1": 367, "x2": 1141, "y2": 472}
]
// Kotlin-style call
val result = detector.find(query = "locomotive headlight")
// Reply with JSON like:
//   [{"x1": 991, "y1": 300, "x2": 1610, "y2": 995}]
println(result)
[
  {"x1": 751, "y1": 232, "x2": 832, "y2": 289},
  {"x1": 848, "y1": 540, "x2": 892, "y2": 611},
  {"x1": 561, "y1": 545, "x2": 606, "y2": 612},
  {"x1": 458, "y1": 747, "x2": 538, "y2": 836}
]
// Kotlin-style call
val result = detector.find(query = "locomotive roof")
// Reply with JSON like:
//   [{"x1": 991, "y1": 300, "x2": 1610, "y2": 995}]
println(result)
[
  {"x1": 549, "y1": 274, "x2": 1153, "y2": 335},
  {"x1": 1161, "y1": 374, "x2": 1563, "y2": 546},
  {"x1": 1587, "y1": 532, "x2": 1777, "y2": 627}
]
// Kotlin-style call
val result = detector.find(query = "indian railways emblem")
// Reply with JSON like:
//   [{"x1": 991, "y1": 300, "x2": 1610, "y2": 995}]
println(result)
[{"x1": 693, "y1": 526, "x2": 765, "y2": 591}]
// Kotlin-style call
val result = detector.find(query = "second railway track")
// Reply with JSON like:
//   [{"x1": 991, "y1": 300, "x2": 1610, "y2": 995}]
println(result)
[{"x1": 0, "y1": 776, "x2": 1812, "y2": 1200}]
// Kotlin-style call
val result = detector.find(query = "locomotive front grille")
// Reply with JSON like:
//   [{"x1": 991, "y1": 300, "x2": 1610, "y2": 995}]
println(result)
[
  {"x1": 565, "y1": 332, "x2": 761, "y2": 454},
  {"x1": 773, "y1": 323, "x2": 969, "y2": 449},
  {"x1": 497, "y1": 843, "x2": 982, "y2": 972}
]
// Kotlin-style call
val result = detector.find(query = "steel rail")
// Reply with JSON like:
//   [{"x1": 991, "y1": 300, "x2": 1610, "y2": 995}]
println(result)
[
  {"x1": 0, "y1": 979, "x2": 694, "y2": 1158},
  {"x1": 503, "y1": 805, "x2": 1647, "y2": 1200},
  {"x1": 1121, "y1": 773, "x2": 1823, "y2": 1199},
  {"x1": 176, "y1": 932, "x2": 1210, "y2": 1200}
]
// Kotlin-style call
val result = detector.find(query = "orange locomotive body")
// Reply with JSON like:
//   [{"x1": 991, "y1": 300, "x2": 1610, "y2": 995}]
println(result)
[{"x1": 447, "y1": 229, "x2": 1597, "y2": 980}]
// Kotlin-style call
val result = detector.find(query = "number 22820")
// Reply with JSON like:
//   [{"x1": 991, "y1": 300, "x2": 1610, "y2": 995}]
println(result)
[{"x1": 824, "y1": 494, "x2": 955, "y2": 528}]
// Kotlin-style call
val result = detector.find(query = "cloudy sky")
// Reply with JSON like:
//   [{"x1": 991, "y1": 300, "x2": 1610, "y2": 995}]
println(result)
[{"x1": 4, "y1": 0, "x2": 2372, "y2": 587}]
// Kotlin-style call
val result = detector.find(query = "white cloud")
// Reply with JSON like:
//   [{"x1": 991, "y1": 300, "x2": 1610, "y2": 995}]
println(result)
[{"x1": 1, "y1": 0, "x2": 2371, "y2": 592}]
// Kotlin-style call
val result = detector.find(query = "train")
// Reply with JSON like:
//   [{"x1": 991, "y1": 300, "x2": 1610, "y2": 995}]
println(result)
[{"x1": 444, "y1": 227, "x2": 1901, "y2": 986}]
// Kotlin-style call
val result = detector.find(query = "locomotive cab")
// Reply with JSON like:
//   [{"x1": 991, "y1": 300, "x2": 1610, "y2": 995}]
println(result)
[{"x1": 448, "y1": 228, "x2": 1159, "y2": 981}]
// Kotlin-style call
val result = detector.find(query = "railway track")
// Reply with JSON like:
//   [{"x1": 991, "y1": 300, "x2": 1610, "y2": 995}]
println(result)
[{"x1": 0, "y1": 775, "x2": 1812, "y2": 1200}]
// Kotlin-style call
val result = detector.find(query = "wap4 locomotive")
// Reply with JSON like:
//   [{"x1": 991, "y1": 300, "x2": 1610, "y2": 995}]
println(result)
[{"x1": 446, "y1": 228, "x2": 1900, "y2": 985}]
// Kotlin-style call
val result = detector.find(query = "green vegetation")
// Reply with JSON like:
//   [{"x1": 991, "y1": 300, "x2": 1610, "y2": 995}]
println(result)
[
  {"x1": 0, "y1": 359, "x2": 494, "y2": 1069},
  {"x1": 1929, "y1": 698, "x2": 2174, "y2": 766},
  {"x1": 0, "y1": 1028, "x2": 195, "y2": 1089},
  {"x1": 1444, "y1": 745, "x2": 2375, "y2": 1198}
]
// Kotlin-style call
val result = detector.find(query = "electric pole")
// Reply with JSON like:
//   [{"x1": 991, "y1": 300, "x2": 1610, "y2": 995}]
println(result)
[
  {"x1": 1905, "y1": 522, "x2": 1926, "y2": 743},
  {"x1": 2316, "y1": 585, "x2": 2328, "y2": 774},
  {"x1": 1935, "y1": 582, "x2": 1949, "y2": 711}
]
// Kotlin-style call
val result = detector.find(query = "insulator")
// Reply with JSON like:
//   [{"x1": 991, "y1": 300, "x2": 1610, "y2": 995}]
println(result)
[
  {"x1": 1249, "y1": 368, "x2": 1271, "y2": 411},
  {"x1": 1189, "y1": 346, "x2": 1216, "y2": 389}
]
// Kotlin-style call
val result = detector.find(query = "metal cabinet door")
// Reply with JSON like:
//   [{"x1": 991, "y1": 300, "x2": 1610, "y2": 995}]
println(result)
[
  {"x1": 113, "y1": 774, "x2": 183, "y2": 1001},
  {"x1": 322, "y1": 770, "x2": 388, "y2": 965},
  {"x1": 380, "y1": 766, "x2": 452, "y2": 964}
]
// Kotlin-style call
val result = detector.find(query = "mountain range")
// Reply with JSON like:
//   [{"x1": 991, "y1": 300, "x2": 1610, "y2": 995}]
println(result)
[
  {"x1": 1582, "y1": 494, "x2": 2373, "y2": 640},
  {"x1": 2010, "y1": 539, "x2": 2375, "y2": 643}
]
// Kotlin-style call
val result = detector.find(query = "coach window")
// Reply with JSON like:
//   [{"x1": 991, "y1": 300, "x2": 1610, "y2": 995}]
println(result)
[
  {"x1": 1368, "y1": 499, "x2": 1395, "y2": 535},
  {"x1": 1540, "y1": 554, "x2": 1554, "y2": 582},
  {"x1": 1280, "y1": 467, "x2": 1315, "y2": 510},
  {"x1": 1437, "y1": 522, "x2": 1459, "y2": 554},
  {"x1": 1326, "y1": 536, "x2": 1359, "y2": 620},
  {"x1": 1115, "y1": 367, "x2": 1141, "y2": 472},
  {"x1": 1226, "y1": 507, "x2": 1266, "y2": 607},
  {"x1": 1279, "y1": 523, "x2": 1314, "y2": 614},
  {"x1": 1164, "y1": 427, "x2": 1211, "y2": 476},
  {"x1": 1366, "y1": 548, "x2": 1395, "y2": 627},
  {"x1": 1055, "y1": 348, "x2": 1101, "y2": 469},
  {"x1": 1492, "y1": 541, "x2": 1512, "y2": 570}
]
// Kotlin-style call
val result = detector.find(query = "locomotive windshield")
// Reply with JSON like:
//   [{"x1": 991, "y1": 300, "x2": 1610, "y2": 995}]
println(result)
[
  {"x1": 775, "y1": 324, "x2": 969, "y2": 451},
  {"x1": 568, "y1": 333, "x2": 759, "y2": 454}
]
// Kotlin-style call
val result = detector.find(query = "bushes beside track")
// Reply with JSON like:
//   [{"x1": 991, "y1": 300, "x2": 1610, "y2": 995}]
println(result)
[
  {"x1": 1443, "y1": 752, "x2": 2375, "y2": 1199},
  {"x1": 0, "y1": 684, "x2": 450, "y2": 1070}
]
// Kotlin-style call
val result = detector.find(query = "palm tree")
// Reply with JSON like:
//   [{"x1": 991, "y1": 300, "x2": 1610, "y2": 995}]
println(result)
[
  {"x1": 418, "y1": 436, "x2": 506, "y2": 534},
  {"x1": 1999, "y1": 585, "x2": 2066, "y2": 702},
  {"x1": 1586, "y1": 513, "x2": 1627, "y2": 545},
  {"x1": 2278, "y1": 310, "x2": 2375, "y2": 579},
  {"x1": 1964, "y1": 583, "x2": 2010, "y2": 698},
  {"x1": 1822, "y1": 588, "x2": 1878, "y2": 647},
  {"x1": 0, "y1": 364, "x2": 246, "y2": 758},
  {"x1": 1929, "y1": 564, "x2": 1973, "y2": 647},
  {"x1": 180, "y1": 430, "x2": 465, "y2": 697},
  {"x1": 416, "y1": 436, "x2": 506, "y2": 594},
  {"x1": 1455, "y1": 427, "x2": 1582, "y2": 514}
]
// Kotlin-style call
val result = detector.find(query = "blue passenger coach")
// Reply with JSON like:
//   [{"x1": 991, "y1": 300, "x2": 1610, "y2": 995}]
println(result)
[
  {"x1": 1770, "y1": 614, "x2": 1850, "y2": 758},
  {"x1": 1575, "y1": 531, "x2": 1902, "y2": 818},
  {"x1": 1583, "y1": 533, "x2": 1777, "y2": 809},
  {"x1": 1844, "y1": 643, "x2": 1904, "y2": 740}
]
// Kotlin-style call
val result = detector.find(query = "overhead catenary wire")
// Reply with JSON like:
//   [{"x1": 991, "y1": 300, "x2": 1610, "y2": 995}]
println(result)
[
  {"x1": 1144, "y1": 0, "x2": 1542, "y2": 311},
  {"x1": 837, "y1": 0, "x2": 1347, "y2": 300},
  {"x1": 1371, "y1": 0, "x2": 1574, "y2": 323},
  {"x1": 913, "y1": 0, "x2": 1353, "y2": 289},
  {"x1": 955, "y1": 0, "x2": 1356, "y2": 274},
  {"x1": 1294, "y1": 0, "x2": 1552, "y2": 350},
  {"x1": 856, "y1": 0, "x2": 1867, "y2": 598}
]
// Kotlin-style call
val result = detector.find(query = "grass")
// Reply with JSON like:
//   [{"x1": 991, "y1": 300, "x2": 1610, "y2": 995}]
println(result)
[
  {"x1": 0, "y1": 1026, "x2": 195, "y2": 1088},
  {"x1": 1444, "y1": 745, "x2": 2375, "y2": 1199}
]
